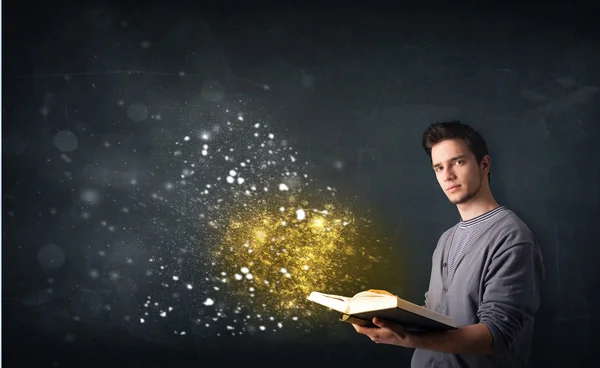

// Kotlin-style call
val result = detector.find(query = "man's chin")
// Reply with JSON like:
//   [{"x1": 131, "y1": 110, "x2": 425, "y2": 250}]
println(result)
[{"x1": 448, "y1": 193, "x2": 473, "y2": 205}]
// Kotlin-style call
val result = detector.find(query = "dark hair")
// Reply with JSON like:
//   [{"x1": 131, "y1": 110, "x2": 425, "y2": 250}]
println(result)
[{"x1": 422, "y1": 121, "x2": 490, "y2": 182}]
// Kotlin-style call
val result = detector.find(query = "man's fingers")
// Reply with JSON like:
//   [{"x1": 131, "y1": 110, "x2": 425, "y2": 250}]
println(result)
[
  {"x1": 367, "y1": 289, "x2": 394, "y2": 296},
  {"x1": 372, "y1": 317, "x2": 407, "y2": 338},
  {"x1": 372, "y1": 317, "x2": 386, "y2": 328},
  {"x1": 353, "y1": 324, "x2": 368, "y2": 333},
  {"x1": 353, "y1": 324, "x2": 378, "y2": 335}
]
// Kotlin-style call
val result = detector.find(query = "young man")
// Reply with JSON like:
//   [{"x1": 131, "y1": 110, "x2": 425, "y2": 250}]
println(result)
[{"x1": 353, "y1": 121, "x2": 545, "y2": 367}]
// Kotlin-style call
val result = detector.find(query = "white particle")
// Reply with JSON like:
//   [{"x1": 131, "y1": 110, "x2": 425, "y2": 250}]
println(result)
[
  {"x1": 203, "y1": 298, "x2": 214, "y2": 306},
  {"x1": 254, "y1": 123, "x2": 260, "y2": 128},
  {"x1": 296, "y1": 209, "x2": 306, "y2": 220},
  {"x1": 290, "y1": 156, "x2": 296, "y2": 162},
  {"x1": 259, "y1": 326, "x2": 266, "y2": 331},
  {"x1": 280, "y1": 268, "x2": 287, "y2": 273},
  {"x1": 237, "y1": 177, "x2": 245, "y2": 184},
  {"x1": 226, "y1": 176, "x2": 235, "y2": 184},
  {"x1": 281, "y1": 221, "x2": 287, "y2": 226},
  {"x1": 160, "y1": 311, "x2": 167, "y2": 317},
  {"x1": 303, "y1": 265, "x2": 309, "y2": 270},
  {"x1": 279, "y1": 184, "x2": 289, "y2": 191},
  {"x1": 278, "y1": 322, "x2": 283, "y2": 328},
  {"x1": 186, "y1": 284, "x2": 193, "y2": 290},
  {"x1": 246, "y1": 273, "x2": 254, "y2": 280},
  {"x1": 279, "y1": 207, "x2": 285, "y2": 212},
  {"x1": 241, "y1": 267, "x2": 249, "y2": 274},
  {"x1": 268, "y1": 133, "x2": 274, "y2": 139},
  {"x1": 229, "y1": 170, "x2": 237, "y2": 176},
  {"x1": 184, "y1": 136, "x2": 190, "y2": 141},
  {"x1": 235, "y1": 274, "x2": 243, "y2": 280},
  {"x1": 173, "y1": 276, "x2": 179, "y2": 281},
  {"x1": 249, "y1": 287, "x2": 255, "y2": 292},
  {"x1": 140, "y1": 318, "x2": 145, "y2": 323},
  {"x1": 201, "y1": 150, "x2": 208, "y2": 156}
]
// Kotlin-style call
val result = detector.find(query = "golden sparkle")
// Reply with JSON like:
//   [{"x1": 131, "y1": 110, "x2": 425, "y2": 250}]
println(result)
[{"x1": 211, "y1": 193, "x2": 387, "y2": 321}]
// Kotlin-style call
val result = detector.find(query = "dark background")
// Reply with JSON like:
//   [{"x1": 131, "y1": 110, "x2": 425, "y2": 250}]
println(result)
[{"x1": 3, "y1": 1, "x2": 599, "y2": 367}]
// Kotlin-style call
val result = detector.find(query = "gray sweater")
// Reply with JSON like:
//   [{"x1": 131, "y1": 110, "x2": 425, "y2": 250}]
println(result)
[{"x1": 411, "y1": 206, "x2": 545, "y2": 368}]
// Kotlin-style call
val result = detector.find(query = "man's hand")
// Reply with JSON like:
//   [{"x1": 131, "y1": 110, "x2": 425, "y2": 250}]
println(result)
[
  {"x1": 366, "y1": 289, "x2": 395, "y2": 296},
  {"x1": 352, "y1": 317, "x2": 413, "y2": 347},
  {"x1": 354, "y1": 319, "x2": 494, "y2": 355}
]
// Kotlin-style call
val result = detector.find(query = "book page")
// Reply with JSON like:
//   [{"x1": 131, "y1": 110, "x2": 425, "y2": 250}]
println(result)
[
  {"x1": 351, "y1": 291, "x2": 392, "y2": 300},
  {"x1": 307, "y1": 292, "x2": 351, "y2": 313},
  {"x1": 319, "y1": 293, "x2": 351, "y2": 303}
]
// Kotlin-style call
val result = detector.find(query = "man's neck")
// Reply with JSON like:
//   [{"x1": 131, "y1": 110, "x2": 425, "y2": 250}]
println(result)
[{"x1": 456, "y1": 191, "x2": 499, "y2": 221}]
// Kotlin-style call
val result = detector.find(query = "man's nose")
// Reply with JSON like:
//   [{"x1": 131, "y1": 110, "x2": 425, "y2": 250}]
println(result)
[{"x1": 444, "y1": 168, "x2": 455, "y2": 181}]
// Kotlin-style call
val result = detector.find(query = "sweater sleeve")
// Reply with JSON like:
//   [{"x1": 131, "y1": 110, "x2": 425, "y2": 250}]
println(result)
[{"x1": 477, "y1": 242, "x2": 542, "y2": 355}]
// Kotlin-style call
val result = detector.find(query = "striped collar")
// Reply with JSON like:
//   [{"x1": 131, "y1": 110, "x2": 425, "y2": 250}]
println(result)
[{"x1": 459, "y1": 206, "x2": 507, "y2": 228}]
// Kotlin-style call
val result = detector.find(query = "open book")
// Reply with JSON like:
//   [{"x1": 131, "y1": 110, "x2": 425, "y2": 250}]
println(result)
[{"x1": 307, "y1": 290, "x2": 456, "y2": 331}]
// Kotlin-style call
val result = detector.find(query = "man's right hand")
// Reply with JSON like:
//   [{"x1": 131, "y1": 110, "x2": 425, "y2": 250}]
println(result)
[{"x1": 366, "y1": 289, "x2": 395, "y2": 296}]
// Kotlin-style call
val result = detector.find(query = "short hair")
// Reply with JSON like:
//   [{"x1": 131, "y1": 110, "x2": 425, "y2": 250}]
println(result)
[{"x1": 422, "y1": 121, "x2": 490, "y2": 182}]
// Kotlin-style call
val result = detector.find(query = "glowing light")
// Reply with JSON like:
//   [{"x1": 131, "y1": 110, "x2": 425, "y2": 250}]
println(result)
[{"x1": 212, "y1": 194, "x2": 385, "y2": 320}]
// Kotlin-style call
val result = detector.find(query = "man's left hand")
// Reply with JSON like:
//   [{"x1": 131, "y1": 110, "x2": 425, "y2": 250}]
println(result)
[{"x1": 353, "y1": 317, "x2": 413, "y2": 347}]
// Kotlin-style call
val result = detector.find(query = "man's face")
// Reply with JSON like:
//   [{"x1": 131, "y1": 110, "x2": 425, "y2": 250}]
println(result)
[{"x1": 430, "y1": 139, "x2": 486, "y2": 205}]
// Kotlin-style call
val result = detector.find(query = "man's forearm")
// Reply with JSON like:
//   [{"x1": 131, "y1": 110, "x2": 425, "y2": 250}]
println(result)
[{"x1": 407, "y1": 323, "x2": 493, "y2": 355}]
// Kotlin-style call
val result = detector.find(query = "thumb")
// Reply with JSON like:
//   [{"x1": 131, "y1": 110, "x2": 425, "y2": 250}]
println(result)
[{"x1": 372, "y1": 317, "x2": 386, "y2": 328}]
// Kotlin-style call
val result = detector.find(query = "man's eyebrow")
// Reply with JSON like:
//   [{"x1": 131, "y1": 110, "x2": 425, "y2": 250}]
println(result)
[{"x1": 432, "y1": 155, "x2": 466, "y2": 168}]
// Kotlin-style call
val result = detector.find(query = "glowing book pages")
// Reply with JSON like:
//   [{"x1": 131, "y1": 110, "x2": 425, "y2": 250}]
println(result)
[{"x1": 307, "y1": 290, "x2": 456, "y2": 331}]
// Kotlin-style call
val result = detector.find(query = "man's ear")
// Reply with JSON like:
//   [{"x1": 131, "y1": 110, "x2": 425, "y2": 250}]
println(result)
[{"x1": 481, "y1": 155, "x2": 491, "y2": 174}]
